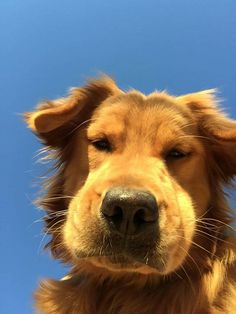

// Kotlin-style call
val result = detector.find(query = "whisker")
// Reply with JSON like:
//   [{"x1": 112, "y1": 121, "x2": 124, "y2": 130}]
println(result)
[
  {"x1": 68, "y1": 118, "x2": 95, "y2": 136},
  {"x1": 190, "y1": 241, "x2": 213, "y2": 255},
  {"x1": 47, "y1": 211, "x2": 68, "y2": 218},
  {"x1": 27, "y1": 217, "x2": 46, "y2": 230},
  {"x1": 180, "y1": 265, "x2": 195, "y2": 294},
  {"x1": 195, "y1": 221, "x2": 220, "y2": 231},
  {"x1": 194, "y1": 229, "x2": 232, "y2": 246},
  {"x1": 197, "y1": 207, "x2": 213, "y2": 220},
  {"x1": 199, "y1": 218, "x2": 236, "y2": 232},
  {"x1": 177, "y1": 134, "x2": 217, "y2": 143},
  {"x1": 173, "y1": 270, "x2": 184, "y2": 281},
  {"x1": 178, "y1": 245, "x2": 202, "y2": 277},
  {"x1": 175, "y1": 234, "x2": 213, "y2": 256},
  {"x1": 39, "y1": 195, "x2": 75, "y2": 202},
  {"x1": 37, "y1": 218, "x2": 65, "y2": 255}
]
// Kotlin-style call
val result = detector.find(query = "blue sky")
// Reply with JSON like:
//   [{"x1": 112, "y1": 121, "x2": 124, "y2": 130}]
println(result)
[{"x1": 1, "y1": 1, "x2": 236, "y2": 313}]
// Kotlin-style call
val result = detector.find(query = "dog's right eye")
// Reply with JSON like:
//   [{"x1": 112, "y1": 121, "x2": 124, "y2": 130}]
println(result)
[{"x1": 90, "y1": 139, "x2": 112, "y2": 152}]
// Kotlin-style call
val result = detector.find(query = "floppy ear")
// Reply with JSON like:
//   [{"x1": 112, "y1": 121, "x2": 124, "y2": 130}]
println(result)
[
  {"x1": 178, "y1": 90, "x2": 236, "y2": 180},
  {"x1": 24, "y1": 76, "x2": 121, "y2": 146}
]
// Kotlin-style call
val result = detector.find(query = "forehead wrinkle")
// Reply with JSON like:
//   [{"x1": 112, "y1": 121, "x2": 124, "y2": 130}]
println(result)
[
  {"x1": 134, "y1": 103, "x2": 193, "y2": 133},
  {"x1": 127, "y1": 104, "x2": 199, "y2": 153},
  {"x1": 98, "y1": 90, "x2": 192, "y2": 127},
  {"x1": 89, "y1": 92, "x2": 197, "y2": 147},
  {"x1": 146, "y1": 93, "x2": 195, "y2": 123},
  {"x1": 87, "y1": 104, "x2": 128, "y2": 140},
  {"x1": 90, "y1": 94, "x2": 143, "y2": 136}
]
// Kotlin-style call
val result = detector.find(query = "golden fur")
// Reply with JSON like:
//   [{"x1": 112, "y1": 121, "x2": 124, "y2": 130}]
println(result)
[{"x1": 25, "y1": 76, "x2": 236, "y2": 313}]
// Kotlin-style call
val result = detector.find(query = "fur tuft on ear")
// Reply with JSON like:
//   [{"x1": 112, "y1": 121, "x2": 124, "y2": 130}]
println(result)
[
  {"x1": 178, "y1": 90, "x2": 236, "y2": 179},
  {"x1": 178, "y1": 89, "x2": 236, "y2": 142},
  {"x1": 24, "y1": 76, "x2": 121, "y2": 135},
  {"x1": 24, "y1": 76, "x2": 122, "y2": 259}
]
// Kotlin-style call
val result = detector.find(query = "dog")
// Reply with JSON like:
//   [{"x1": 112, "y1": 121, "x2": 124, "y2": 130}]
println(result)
[{"x1": 25, "y1": 76, "x2": 236, "y2": 313}]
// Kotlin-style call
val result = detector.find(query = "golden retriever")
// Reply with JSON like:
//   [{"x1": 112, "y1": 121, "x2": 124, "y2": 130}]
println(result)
[{"x1": 25, "y1": 76, "x2": 236, "y2": 313}]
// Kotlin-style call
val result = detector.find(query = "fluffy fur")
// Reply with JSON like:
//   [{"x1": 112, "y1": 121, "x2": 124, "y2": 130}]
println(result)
[{"x1": 25, "y1": 76, "x2": 236, "y2": 313}]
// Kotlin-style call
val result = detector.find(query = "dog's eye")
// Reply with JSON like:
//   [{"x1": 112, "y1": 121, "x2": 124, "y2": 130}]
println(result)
[
  {"x1": 165, "y1": 149, "x2": 188, "y2": 160},
  {"x1": 90, "y1": 139, "x2": 111, "y2": 152}
]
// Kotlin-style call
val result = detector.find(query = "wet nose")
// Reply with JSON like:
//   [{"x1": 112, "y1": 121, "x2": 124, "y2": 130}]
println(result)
[{"x1": 101, "y1": 187, "x2": 158, "y2": 236}]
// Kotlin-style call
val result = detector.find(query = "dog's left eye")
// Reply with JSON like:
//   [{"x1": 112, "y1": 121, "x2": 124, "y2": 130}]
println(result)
[
  {"x1": 165, "y1": 149, "x2": 188, "y2": 160},
  {"x1": 90, "y1": 139, "x2": 111, "y2": 152}
]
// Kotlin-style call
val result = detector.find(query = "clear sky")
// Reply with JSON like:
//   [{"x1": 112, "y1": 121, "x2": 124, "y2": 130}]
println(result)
[{"x1": 1, "y1": 1, "x2": 236, "y2": 313}]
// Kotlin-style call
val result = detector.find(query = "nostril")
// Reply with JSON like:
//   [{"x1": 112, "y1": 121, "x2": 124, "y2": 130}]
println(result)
[
  {"x1": 133, "y1": 208, "x2": 157, "y2": 224},
  {"x1": 103, "y1": 205, "x2": 123, "y2": 226},
  {"x1": 133, "y1": 209, "x2": 146, "y2": 224}
]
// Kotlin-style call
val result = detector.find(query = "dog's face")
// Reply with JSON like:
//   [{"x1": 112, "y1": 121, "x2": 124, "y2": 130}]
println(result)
[
  {"x1": 63, "y1": 93, "x2": 210, "y2": 275},
  {"x1": 26, "y1": 77, "x2": 236, "y2": 276}
]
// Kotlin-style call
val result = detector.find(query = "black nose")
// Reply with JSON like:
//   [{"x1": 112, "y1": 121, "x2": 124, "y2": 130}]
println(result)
[{"x1": 101, "y1": 187, "x2": 158, "y2": 236}]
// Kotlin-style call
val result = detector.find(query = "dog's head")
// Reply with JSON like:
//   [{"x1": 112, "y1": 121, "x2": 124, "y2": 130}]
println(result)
[{"x1": 26, "y1": 77, "x2": 236, "y2": 276}]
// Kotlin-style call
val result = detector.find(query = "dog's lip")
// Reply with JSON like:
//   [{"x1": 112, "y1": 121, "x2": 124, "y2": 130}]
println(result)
[
  {"x1": 75, "y1": 249, "x2": 165, "y2": 272},
  {"x1": 75, "y1": 250, "x2": 143, "y2": 264},
  {"x1": 79, "y1": 255, "x2": 162, "y2": 275}
]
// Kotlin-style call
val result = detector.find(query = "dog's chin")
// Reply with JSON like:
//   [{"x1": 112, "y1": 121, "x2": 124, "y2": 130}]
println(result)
[{"x1": 74, "y1": 251, "x2": 164, "y2": 275}]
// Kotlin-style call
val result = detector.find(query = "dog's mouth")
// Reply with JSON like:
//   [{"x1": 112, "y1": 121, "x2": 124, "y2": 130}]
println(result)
[
  {"x1": 74, "y1": 236, "x2": 166, "y2": 273},
  {"x1": 75, "y1": 251, "x2": 164, "y2": 274},
  {"x1": 78, "y1": 252, "x2": 168, "y2": 276}
]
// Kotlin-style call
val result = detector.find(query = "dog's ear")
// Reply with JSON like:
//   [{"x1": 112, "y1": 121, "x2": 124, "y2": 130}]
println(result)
[
  {"x1": 178, "y1": 90, "x2": 236, "y2": 180},
  {"x1": 24, "y1": 76, "x2": 121, "y2": 146}
]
